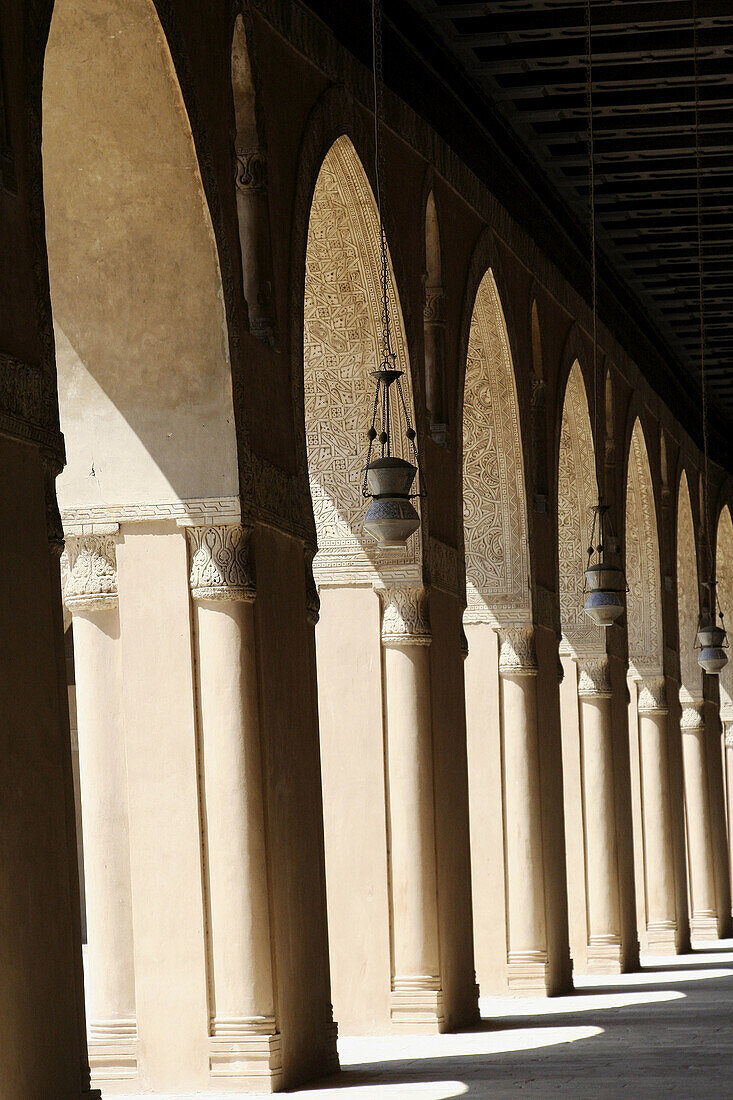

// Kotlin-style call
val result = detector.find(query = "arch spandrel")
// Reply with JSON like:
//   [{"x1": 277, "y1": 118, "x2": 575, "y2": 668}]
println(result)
[
  {"x1": 677, "y1": 471, "x2": 702, "y2": 697},
  {"x1": 716, "y1": 506, "x2": 733, "y2": 714},
  {"x1": 625, "y1": 420, "x2": 662, "y2": 674},
  {"x1": 558, "y1": 360, "x2": 602, "y2": 649},
  {"x1": 303, "y1": 135, "x2": 419, "y2": 583},
  {"x1": 462, "y1": 268, "x2": 530, "y2": 625}
]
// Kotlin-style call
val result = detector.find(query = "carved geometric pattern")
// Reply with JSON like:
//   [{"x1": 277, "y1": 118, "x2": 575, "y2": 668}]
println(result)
[
  {"x1": 303, "y1": 135, "x2": 419, "y2": 582},
  {"x1": 625, "y1": 420, "x2": 662, "y2": 669},
  {"x1": 716, "y1": 506, "x2": 733, "y2": 715},
  {"x1": 677, "y1": 472, "x2": 702, "y2": 695},
  {"x1": 558, "y1": 361, "x2": 601, "y2": 646},
  {"x1": 462, "y1": 269, "x2": 530, "y2": 624}
]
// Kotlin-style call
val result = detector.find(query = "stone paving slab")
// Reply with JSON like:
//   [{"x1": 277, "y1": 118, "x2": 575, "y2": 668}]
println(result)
[{"x1": 114, "y1": 940, "x2": 733, "y2": 1099}]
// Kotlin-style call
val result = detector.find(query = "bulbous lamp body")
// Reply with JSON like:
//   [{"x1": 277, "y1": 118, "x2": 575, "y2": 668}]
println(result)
[
  {"x1": 363, "y1": 456, "x2": 420, "y2": 549},
  {"x1": 584, "y1": 563, "x2": 625, "y2": 626},
  {"x1": 697, "y1": 625, "x2": 728, "y2": 675}
]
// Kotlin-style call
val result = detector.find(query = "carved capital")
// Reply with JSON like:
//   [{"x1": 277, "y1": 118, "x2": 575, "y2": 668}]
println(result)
[
  {"x1": 235, "y1": 149, "x2": 267, "y2": 192},
  {"x1": 498, "y1": 626, "x2": 538, "y2": 675},
  {"x1": 43, "y1": 457, "x2": 65, "y2": 556},
  {"x1": 187, "y1": 525, "x2": 255, "y2": 601},
  {"x1": 378, "y1": 585, "x2": 431, "y2": 647},
  {"x1": 460, "y1": 626, "x2": 469, "y2": 661},
  {"x1": 724, "y1": 722, "x2": 733, "y2": 750},
  {"x1": 576, "y1": 656, "x2": 612, "y2": 698},
  {"x1": 62, "y1": 535, "x2": 118, "y2": 612},
  {"x1": 304, "y1": 549, "x2": 320, "y2": 625},
  {"x1": 637, "y1": 677, "x2": 668, "y2": 715},
  {"x1": 423, "y1": 286, "x2": 445, "y2": 324},
  {"x1": 680, "y1": 701, "x2": 705, "y2": 732}
]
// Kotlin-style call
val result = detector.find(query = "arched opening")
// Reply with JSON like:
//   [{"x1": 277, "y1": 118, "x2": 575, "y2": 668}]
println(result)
[
  {"x1": 624, "y1": 420, "x2": 676, "y2": 953},
  {"x1": 43, "y1": 0, "x2": 242, "y2": 1087},
  {"x1": 716, "y1": 506, "x2": 733, "y2": 888},
  {"x1": 676, "y1": 470, "x2": 724, "y2": 941},
  {"x1": 303, "y1": 133, "x2": 423, "y2": 1033},
  {"x1": 557, "y1": 360, "x2": 633, "y2": 973},
  {"x1": 423, "y1": 190, "x2": 447, "y2": 443},
  {"x1": 462, "y1": 268, "x2": 546, "y2": 995}
]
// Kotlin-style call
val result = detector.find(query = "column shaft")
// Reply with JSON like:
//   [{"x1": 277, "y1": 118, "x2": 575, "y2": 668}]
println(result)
[
  {"x1": 681, "y1": 701, "x2": 718, "y2": 939},
  {"x1": 636, "y1": 679, "x2": 677, "y2": 952},
  {"x1": 577, "y1": 658, "x2": 623, "y2": 972},
  {"x1": 188, "y1": 524, "x2": 281, "y2": 1088},
  {"x1": 380, "y1": 585, "x2": 443, "y2": 1031},
  {"x1": 498, "y1": 628, "x2": 548, "y2": 992},
  {"x1": 64, "y1": 534, "x2": 137, "y2": 1081}
]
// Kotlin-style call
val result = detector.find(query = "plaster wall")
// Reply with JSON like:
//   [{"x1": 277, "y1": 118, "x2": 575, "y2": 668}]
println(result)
[
  {"x1": 316, "y1": 585, "x2": 391, "y2": 1033},
  {"x1": 116, "y1": 525, "x2": 209, "y2": 1091},
  {"x1": 43, "y1": 0, "x2": 239, "y2": 513},
  {"x1": 465, "y1": 622, "x2": 507, "y2": 993}
]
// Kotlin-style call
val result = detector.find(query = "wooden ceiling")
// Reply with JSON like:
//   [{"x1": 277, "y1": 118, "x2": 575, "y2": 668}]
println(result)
[{"x1": 405, "y1": 0, "x2": 733, "y2": 428}]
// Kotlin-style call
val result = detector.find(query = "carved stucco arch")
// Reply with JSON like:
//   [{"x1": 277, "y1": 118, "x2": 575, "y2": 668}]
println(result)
[
  {"x1": 677, "y1": 470, "x2": 702, "y2": 697},
  {"x1": 625, "y1": 418, "x2": 663, "y2": 674},
  {"x1": 303, "y1": 133, "x2": 420, "y2": 583},
  {"x1": 462, "y1": 268, "x2": 530, "y2": 624},
  {"x1": 716, "y1": 506, "x2": 733, "y2": 716},
  {"x1": 557, "y1": 359, "x2": 601, "y2": 648}
]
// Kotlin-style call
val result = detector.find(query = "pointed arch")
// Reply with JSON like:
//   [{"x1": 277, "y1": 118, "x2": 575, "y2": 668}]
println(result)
[
  {"x1": 462, "y1": 268, "x2": 530, "y2": 623},
  {"x1": 677, "y1": 471, "x2": 701, "y2": 695},
  {"x1": 625, "y1": 419, "x2": 662, "y2": 672},
  {"x1": 43, "y1": 0, "x2": 238, "y2": 512},
  {"x1": 558, "y1": 360, "x2": 599, "y2": 641},
  {"x1": 717, "y1": 506, "x2": 733, "y2": 714},
  {"x1": 303, "y1": 134, "x2": 418, "y2": 580}
]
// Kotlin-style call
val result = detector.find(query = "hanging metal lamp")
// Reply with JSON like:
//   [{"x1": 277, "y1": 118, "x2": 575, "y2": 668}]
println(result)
[
  {"x1": 580, "y1": 2, "x2": 625, "y2": 627},
  {"x1": 691, "y1": 1, "x2": 728, "y2": 676},
  {"x1": 696, "y1": 582, "x2": 729, "y2": 674},
  {"x1": 584, "y1": 501, "x2": 626, "y2": 626},
  {"x1": 361, "y1": 0, "x2": 424, "y2": 549}
]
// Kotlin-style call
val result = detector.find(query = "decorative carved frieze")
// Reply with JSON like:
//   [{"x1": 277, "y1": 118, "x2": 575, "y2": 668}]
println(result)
[
  {"x1": 637, "y1": 677, "x2": 668, "y2": 715},
  {"x1": 498, "y1": 626, "x2": 538, "y2": 676},
  {"x1": 378, "y1": 585, "x2": 431, "y2": 647},
  {"x1": 235, "y1": 149, "x2": 268, "y2": 192},
  {"x1": 62, "y1": 535, "x2": 118, "y2": 612},
  {"x1": 0, "y1": 353, "x2": 62, "y2": 462},
  {"x1": 576, "y1": 656, "x2": 613, "y2": 698},
  {"x1": 625, "y1": 423, "x2": 662, "y2": 670},
  {"x1": 463, "y1": 270, "x2": 530, "y2": 623},
  {"x1": 187, "y1": 525, "x2": 255, "y2": 602}
]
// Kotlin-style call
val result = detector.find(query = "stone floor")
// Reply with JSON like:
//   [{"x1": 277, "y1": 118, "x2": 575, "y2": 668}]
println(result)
[{"x1": 118, "y1": 940, "x2": 733, "y2": 1099}]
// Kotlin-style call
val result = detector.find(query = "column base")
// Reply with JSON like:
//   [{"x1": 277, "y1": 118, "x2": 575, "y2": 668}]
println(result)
[
  {"x1": 690, "y1": 912, "x2": 719, "y2": 943},
  {"x1": 89, "y1": 1019, "x2": 137, "y2": 1082},
  {"x1": 391, "y1": 976, "x2": 445, "y2": 1033},
  {"x1": 586, "y1": 936, "x2": 624, "y2": 974},
  {"x1": 209, "y1": 1016, "x2": 283, "y2": 1090},
  {"x1": 507, "y1": 950, "x2": 550, "y2": 995},
  {"x1": 644, "y1": 920, "x2": 678, "y2": 955}
]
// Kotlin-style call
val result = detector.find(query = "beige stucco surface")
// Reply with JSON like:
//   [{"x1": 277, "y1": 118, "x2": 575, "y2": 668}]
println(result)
[{"x1": 43, "y1": 0, "x2": 239, "y2": 512}]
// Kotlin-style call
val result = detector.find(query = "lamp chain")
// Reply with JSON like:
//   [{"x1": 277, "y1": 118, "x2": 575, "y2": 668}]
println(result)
[
  {"x1": 693, "y1": 0, "x2": 713, "y2": 586},
  {"x1": 585, "y1": 0, "x2": 600, "y2": 475},
  {"x1": 372, "y1": 0, "x2": 392, "y2": 367}
]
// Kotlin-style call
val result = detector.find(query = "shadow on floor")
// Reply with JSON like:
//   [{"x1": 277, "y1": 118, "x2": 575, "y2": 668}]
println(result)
[{"x1": 287, "y1": 940, "x2": 733, "y2": 1099}]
